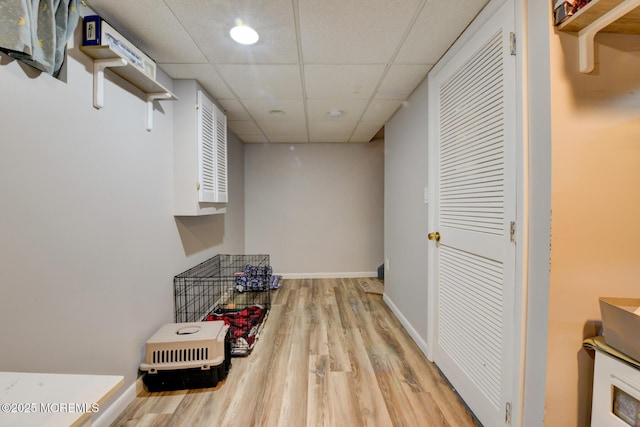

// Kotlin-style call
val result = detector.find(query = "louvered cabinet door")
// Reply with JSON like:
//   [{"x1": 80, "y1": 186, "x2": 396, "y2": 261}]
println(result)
[
  {"x1": 428, "y1": 1, "x2": 516, "y2": 426},
  {"x1": 197, "y1": 90, "x2": 216, "y2": 203},
  {"x1": 214, "y1": 104, "x2": 228, "y2": 203},
  {"x1": 197, "y1": 90, "x2": 228, "y2": 204},
  {"x1": 173, "y1": 80, "x2": 227, "y2": 216}
]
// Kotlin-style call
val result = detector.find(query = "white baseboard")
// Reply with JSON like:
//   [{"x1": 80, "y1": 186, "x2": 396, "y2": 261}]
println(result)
[
  {"x1": 280, "y1": 271, "x2": 377, "y2": 279},
  {"x1": 93, "y1": 376, "x2": 142, "y2": 427},
  {"x1": 383, "y1": 294, "x2": 430, "y2": 360}
]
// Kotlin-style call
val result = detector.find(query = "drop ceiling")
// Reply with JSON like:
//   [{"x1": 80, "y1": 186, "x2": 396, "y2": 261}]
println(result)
[{"x1": 83, "y1": 0, "x2": 489, "y2": 143}]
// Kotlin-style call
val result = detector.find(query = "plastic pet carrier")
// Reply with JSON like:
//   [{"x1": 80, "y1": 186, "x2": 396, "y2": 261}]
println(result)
[{"x1": 140, "y1": 321, "x2": 232, "y2": 392}]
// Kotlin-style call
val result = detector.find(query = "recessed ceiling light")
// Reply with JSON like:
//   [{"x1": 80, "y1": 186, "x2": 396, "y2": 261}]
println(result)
[
  {"x1": 269, "y1": 109, "x2": 286, "y2": 116},
  {"x1": 327, "y1": 109, "x2": 343, "y2": 118},
  {"x1": 230, "y1": 19, "x2": 259, "y2": 45}
]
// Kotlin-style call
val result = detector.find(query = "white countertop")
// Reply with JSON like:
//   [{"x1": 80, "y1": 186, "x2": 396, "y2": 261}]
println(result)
[{"x1": 0, "y1": 371, "x2": 123, "y2": 427}]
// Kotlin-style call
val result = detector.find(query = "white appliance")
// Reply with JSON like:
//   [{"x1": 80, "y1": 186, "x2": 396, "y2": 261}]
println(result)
[{"x1": 591, "y1": 349, "x2": 640, "y2": 426}]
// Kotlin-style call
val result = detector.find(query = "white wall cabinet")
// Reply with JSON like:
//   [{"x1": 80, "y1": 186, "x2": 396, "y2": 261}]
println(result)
[{"x1": 173, "y1": 80, "x2": 228, "y2": 216}]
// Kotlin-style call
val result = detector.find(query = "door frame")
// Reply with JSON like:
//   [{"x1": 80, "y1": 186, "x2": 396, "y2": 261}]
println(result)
[{"x1": 426, "y1": 0, "x2": 529, "y2": 424}]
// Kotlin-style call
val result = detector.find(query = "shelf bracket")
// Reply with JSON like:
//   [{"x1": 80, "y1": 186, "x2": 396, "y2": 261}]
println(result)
[
  {"x1": 578, "y1": 0, "x2": 640, "y2": 73},
  {"x1": 92, "y1": 58, "x2": 127, "y2": 109},
  {"x1": 145, "y1": 93, "x2": 172, "y2": 131}
]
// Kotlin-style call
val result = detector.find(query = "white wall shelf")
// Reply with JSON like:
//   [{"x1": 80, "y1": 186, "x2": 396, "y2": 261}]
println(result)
[
  {"x1": 79, "y1": 45, "x2": 178, "y2": 131},
  {"x1": 558, "y1": 0, "x2": 640, "y2": 73}
]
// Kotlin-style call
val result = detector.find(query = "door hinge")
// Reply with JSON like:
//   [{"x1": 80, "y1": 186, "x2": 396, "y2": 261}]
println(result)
[
  {"x1": 505, "y1": 402, "x2": 512, "y2": 424},
  {"x1": 510, "y1": 221, "x2": 516, "y2": 243},
  {"x1": 509, "y1": 32, "x2": 516, "y2": 55}
]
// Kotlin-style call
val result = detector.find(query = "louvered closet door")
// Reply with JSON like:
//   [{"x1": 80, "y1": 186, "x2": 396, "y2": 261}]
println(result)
[{"x1": 427, "y1": 1, "x2": 516, "y2": 426}]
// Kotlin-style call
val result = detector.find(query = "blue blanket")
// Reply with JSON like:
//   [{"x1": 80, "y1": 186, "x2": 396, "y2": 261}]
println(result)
[{"x1": 234, "y1": 264, "x2": 282, "y2": 292}]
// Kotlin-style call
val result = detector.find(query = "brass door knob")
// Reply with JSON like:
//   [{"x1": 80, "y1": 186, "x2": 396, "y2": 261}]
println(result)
[{"x1": 428, "y1": 231, "x2": 440, "y2": 242}]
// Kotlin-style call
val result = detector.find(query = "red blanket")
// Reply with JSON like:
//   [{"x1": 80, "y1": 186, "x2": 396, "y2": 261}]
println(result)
[{"x1": 206, "y1": 305, "x2": 266, "y2": 354}]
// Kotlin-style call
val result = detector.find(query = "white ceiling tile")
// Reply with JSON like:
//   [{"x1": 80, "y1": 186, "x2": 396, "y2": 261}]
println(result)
[
  {"x1": 361, "y1": 100, "x2": 404, "y2": 122},
  {"x1": 217, "y1": 65, "x2": 303, "y2": 99},
  {"x1": 228, "y1": 121, "x2": 263, "y2": 136},
  {"x1": 305, "y1": 65, "x2": 385, "y2": 100},
  {"x1": 217, "y1": 99, "x2": 252, "y2": 121},
  {"x1": 395, "y1": 0, "x2": 489, "y2": 64},
  {"x1": 351, "y1": 122, "x2": 385, "y2": 143},
  {"x1": 240, "y1": 135, "x2": 270, "y2": 144},
  {"x1": 306, "y1": 99, "x2": 368, "y2": 122},
  {"x1": 308, "y1": 120, "x2": 358, "y2": 143},
  {"x1": 376, "y1": 65, "x2": 431, "y2": 100},
  {"x1": 298, "y1": 0, "x2": 422, "y2": 64},
  {"x1": 242, "y1": 99, "x2": 305, "y2": 121},
  {"x1": 258, "y1": 120, "x2": 308, "y2": 136},
  {"x1": 163, "y1": 0, "x2": 299, "y2": 64},
  {"x1": 160, "y1": 65, "x2": 235, "y2": 99}
]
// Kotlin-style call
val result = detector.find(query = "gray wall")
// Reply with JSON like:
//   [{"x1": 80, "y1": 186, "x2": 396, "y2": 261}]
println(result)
[
  {"x1": 244, "y1": 142, "x2": 384, "y2": 276},
  {"x1": 0, "y1": 35, "x2": 245, "y2": 409},
  {"x1": 383, "y1": 80, "x2": 430, "y2": 344}
]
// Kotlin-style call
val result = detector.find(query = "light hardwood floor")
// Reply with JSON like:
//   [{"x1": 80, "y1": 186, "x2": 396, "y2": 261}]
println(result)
[{"x1": 112, "y1": 278, "x2": 479, "y2": 427}]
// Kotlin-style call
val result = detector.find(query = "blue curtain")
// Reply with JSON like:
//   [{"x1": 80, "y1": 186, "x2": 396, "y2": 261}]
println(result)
[{"x1": 0, "y1": 0, "x2": 80, "y2": 76}]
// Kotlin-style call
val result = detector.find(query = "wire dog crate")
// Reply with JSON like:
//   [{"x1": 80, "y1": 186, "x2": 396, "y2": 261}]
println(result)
[{"x1": 174, "y1": 254, "x2": 275, "y2": 356}]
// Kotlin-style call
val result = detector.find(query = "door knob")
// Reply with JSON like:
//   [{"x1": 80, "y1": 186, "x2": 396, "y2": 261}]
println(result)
[{"x1": 428, "y1": 231, "x2": 440, "y2": 242}]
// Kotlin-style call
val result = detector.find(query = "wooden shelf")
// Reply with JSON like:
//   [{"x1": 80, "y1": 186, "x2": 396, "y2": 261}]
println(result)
[
  {"x1": 557, "y1": 0, "x2": 640, "y2": 73},
  {"x1": 558, "y1": 0, "x2": 640, "y2": 32},
  {"x1": 80, "y1": 45, "x2": 178, "y2": 131}
]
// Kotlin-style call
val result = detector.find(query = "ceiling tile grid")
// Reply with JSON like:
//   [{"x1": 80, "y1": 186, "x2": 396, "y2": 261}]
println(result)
[{"x1": 83, "y1": 0, "x2": 490, "y2": 144}]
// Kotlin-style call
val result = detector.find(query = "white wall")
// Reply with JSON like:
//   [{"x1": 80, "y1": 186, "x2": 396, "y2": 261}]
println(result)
[
  {"x1": 383, "y1": 82, "x2": 430, "y2": 346},
  {"x1": 244, "y1": 142, "x2": 384, "y2": 277},
  {"x1": 0, "y1": 31, "x2": 245, "y2": 414}
]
